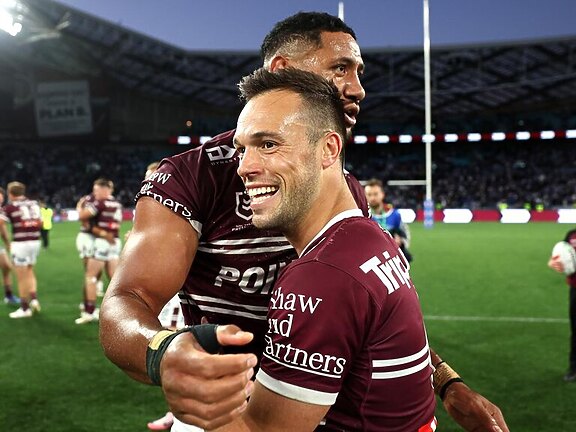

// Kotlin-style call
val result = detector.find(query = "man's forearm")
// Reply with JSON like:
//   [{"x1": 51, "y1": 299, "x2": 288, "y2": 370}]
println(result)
[{"x1": 99, "y1": 291, "x2": 163, "y2": 383}]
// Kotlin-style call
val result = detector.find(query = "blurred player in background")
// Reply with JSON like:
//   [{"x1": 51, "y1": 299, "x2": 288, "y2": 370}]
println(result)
[
  {"x1": 0, "y1": 182, "x2": 42, "y2": 318},
  {"x1": 364, "y1": 178, "x2": 413, "y2": 262},
  {"x1": 75, "y1": 178, "x2": 122, "y2": 324},
  {"x1": 100, "y1": 12, "x2": 508, "y2": 432},
  {"x1": 547, "y1": 228, "x2": 576, "y2": 382},
  {"x1": 0, "y1": 186, "x2": 18, "y2": 305},
  {"x1": 39, "y1": 200, "x2": 54, "y2": 249}
]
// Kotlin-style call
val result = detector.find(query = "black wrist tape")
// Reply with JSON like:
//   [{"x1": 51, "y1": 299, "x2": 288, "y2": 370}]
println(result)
[
  {"x1": 145, "y1": 324, "x2": 222, "y2": 386},
  {"x1": 439, "y1": 377, "x2": 464, "y2": 400}
]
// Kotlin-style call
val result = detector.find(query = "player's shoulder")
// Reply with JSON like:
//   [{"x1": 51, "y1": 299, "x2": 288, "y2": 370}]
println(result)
[
  {"x1": 165, "y1": 129, "x2": 237, "y2": 166},
  {"x1": 302, "y1": 216, "x2": 385, "y2": 264}
]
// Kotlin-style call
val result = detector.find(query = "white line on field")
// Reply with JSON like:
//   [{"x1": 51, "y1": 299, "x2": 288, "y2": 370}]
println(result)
[{"x1": 425, "y1": 315, "x2": 568, "y2": 324}]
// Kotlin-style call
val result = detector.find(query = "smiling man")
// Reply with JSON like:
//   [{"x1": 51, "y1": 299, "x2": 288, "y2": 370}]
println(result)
[{"x1": 219, "y1": 67, "x2": 436, "y2": 431}]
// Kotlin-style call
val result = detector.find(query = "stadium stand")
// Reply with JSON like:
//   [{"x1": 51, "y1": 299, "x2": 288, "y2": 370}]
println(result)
[{"x1": 1, "y1": 0, "x2": 575, "y2": 212}]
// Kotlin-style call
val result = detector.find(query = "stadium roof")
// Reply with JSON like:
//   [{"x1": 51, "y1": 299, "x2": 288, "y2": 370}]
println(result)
[{"x1": 3, "y1": 0, "x2": 576, "y2": 130}]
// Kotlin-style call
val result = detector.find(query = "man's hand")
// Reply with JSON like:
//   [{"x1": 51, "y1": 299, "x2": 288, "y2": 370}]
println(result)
[
  {"x1": 442, "y1": 382, "x2": 509, "y2": 432},
  {"x1": 160, "y1": 325, "x2": 257, "y2": 430},
  {"x1": 548, "y1": 255, "x2": 565, "y2": 274}
]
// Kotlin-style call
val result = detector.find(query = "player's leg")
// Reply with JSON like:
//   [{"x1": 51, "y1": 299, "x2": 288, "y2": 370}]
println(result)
[
  {"x1": 0, "y1": 251, "x2": 18, "y2": 304},
  {"x1": 9, "y1": 241, "x2": 40, "y2": 318},
  {"x1": 76, "y1": 257, "x2": 104, "y2": 324}
]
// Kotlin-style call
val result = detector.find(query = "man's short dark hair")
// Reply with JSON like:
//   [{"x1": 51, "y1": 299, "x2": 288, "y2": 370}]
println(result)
[
  {"x1": 261, "y1": 12, "x2": 356, "y2": 65},
  {"x1": 238, "y1": 67, "x2": 347, "y2": 147}
]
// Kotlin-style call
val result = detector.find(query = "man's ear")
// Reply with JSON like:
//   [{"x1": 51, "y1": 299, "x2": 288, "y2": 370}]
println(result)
[
  {"x1": 268, "y1": 56, "x2": 290, "y2": 72},
  {"x1": 321, "y1": 132, "x2": 343, "y2": 169}
]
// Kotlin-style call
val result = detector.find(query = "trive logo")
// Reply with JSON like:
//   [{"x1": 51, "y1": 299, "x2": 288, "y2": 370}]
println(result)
[
  {"x1": 214, "y1": 262, "x2": 287, "y2": 295},
  {"x1": 206, "y1": 144, "x2": 237, "y2": 162},
  {"x1": 360, "y1": 250, "x2": 411, "y2": 294}
]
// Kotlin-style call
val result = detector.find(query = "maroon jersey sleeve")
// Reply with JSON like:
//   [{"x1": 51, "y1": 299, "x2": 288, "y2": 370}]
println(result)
[{"x1": 135, "y1": 130, "x2": 237, "y2": 235}]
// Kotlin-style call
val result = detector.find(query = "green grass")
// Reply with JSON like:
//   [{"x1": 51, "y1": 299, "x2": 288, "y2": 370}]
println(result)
[
  {"x1": 410, "y1": 222, "x2": 576, "y2": 432},
  {"x1": 1, "y1": 221, "x2": 575, "y2": 431},
  {"x1": 0, "y1": 222, "x2": 166, "y2": 432}
]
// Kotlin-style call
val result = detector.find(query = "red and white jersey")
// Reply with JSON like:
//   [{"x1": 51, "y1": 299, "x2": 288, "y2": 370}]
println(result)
[
  {"x1": 135, "y1": 129, "x2": 368, "y2": 356},
  {"x1": 0, "y1": 197, "x2": 42, "y2": 242},
  {"x1": 257, "y1": 210, "x2": 435, "y2": 431},
  {"x1": 85, "y1": 196, "x2": 122, "y2": 238}
]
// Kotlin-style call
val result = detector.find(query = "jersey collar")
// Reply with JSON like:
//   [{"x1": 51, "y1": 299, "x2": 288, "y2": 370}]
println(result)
[{"x1": 300, "y1": 208, "x2": 363, "y2": 258}]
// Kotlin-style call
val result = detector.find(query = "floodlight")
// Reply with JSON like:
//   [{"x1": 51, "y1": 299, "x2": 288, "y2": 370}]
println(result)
[
  {"x1": 467, "y1": 133, "x2": 481, "y2": 142},
  {"x1": 516, "y1": 131, "x2": 531, "y2": 141},
  {"x1": 422, "y1": 134, "x2": 435, "y2": 143},
  {"x1": 0, "y1": 0, "x2": 22, "y2": 36},
  {"x1": 354, "y1": 135, "x2": 368, "y2": 144},
  {"x1": 491, "y1": 132, "x2": 506, "y2": 141},
  {"x1": 444, "y1": 134, "x2": 458, "y2": 143}
]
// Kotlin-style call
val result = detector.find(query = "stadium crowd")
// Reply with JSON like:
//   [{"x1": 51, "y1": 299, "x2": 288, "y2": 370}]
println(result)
[{"x1": 1, "y1": 139, "x2": 575, "y2": 212}]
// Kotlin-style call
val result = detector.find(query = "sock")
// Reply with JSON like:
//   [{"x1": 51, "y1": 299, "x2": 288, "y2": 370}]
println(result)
[
  {"x1": 85, "y1": 301, "x2": 96, "y2": 314},
  {"x1": 4, "y1": 285, "x2": 13, "y2": 297}
]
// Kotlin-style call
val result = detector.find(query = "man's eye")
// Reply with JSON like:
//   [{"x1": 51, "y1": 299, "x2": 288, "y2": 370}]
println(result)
[
  {"x1": 263, "y1": 141, "x2": 276, "y2": 149},
  {"x1": 236, "y1": 147, "x2": 246, "y2": 154}
]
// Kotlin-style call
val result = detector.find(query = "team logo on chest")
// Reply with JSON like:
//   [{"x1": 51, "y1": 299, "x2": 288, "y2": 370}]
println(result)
[{"x1": 235, "y1": 191, "x2": 252, "y2": 221}]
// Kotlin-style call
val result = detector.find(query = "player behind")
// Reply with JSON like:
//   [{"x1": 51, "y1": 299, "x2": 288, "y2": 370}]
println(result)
[
  {"x1": 0, "y1": 186, "x2": 18, "y2": 305},
  {"x1": 100, "y1": 12, "x2": 508, "y2": 432},
  {"x1": 75, "y1": 178, "x2": 122, "y2": 324},
  {"x1": 0, "y1": 182, "x2": 42, "y2": 318},
  {"x1": 364, "y1": 178, "x2": 413, "y2": 262}
]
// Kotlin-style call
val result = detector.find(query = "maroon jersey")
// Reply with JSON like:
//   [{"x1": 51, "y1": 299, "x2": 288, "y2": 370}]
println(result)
[
  {"x1": 135, "y1": 129, "x2": 368, "y2": 356},
  {"x1": 257, "y1": 210, "x2": 435, "y2": 431},
  {"x1": 0, "y1": 198, "x2": 42, "y2": 242},
  {"x1": 79, "y1": 194, "x2": 96, "y2": 233},
  {"x1": 85, "y1": 196, "x2": 122, "y2": 238}
]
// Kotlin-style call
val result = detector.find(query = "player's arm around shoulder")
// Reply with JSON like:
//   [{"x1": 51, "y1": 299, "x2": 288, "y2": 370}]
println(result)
[
  {"x1": 99, "y1": 197, "x2": 258, "y2": 430},
  {"x1": 209, "y1": 380, "x2": 330, "y2": 432}
]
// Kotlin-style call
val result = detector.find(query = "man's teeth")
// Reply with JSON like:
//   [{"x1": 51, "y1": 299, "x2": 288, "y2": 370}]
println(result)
[{"x1": 247, "y1": 187, "x2": 278, "y2": 198}]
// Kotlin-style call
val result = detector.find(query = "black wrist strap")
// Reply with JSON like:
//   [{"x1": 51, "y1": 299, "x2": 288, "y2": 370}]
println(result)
[
  {"x1": 439, "y1": 377, "x2": 464, "y2": 400},
  {"x1": 146, "y1": 324, "x2": 221, "y2": 386}
]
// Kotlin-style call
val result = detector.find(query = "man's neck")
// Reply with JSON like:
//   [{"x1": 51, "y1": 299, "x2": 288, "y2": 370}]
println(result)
[{"x1": 287, "y1": 179, "x2": 357, "y2": 255}]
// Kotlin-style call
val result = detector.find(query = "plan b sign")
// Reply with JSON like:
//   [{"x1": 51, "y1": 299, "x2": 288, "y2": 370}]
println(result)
[{"x1": 35, "y1": 81, "x2": 93, "y2": 137}]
